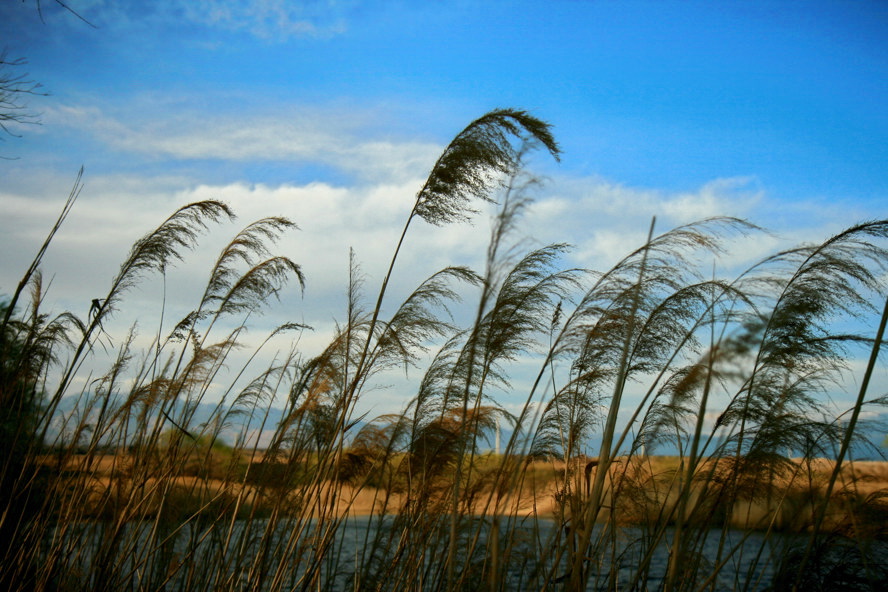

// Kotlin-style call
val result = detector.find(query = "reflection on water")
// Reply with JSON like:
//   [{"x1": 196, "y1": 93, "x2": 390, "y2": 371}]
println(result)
[{"x1": 52, "y1": 516, "x2": 883, "y2": 591}]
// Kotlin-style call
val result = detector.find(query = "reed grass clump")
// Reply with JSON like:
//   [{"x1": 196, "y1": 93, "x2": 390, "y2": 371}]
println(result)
[{"x1": 1, "y1": 110, "x2": 887, "y2": 591}]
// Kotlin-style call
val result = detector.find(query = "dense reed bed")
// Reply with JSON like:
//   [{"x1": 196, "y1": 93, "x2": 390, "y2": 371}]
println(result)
[{"x1": 2, "y1": 110, "x2": 887, "y2": 591}]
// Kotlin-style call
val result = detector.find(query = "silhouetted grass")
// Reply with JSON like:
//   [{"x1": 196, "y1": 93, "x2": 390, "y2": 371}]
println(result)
[{"x1": 2, "y1": 110, "x2": 887, "y2": 591}]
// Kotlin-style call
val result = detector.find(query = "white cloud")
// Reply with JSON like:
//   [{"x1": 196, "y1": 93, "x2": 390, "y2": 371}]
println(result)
[
  {"x1": 44, "y1": 101, "x2": 442, "y2": 183},
  {"x1": 523, "y1": 174, "x2": 765, "y2": 273},
  {"x1": 61, "y1": 0, "x2": 349, "y2": 41},
  {"x1": 28, "y1": 170, "x2": 850, "y2": 343},
  {"x1": 0, "y1": 171, "x2": 489, "y2": 338},
  {"x1": 180, "y1": 0, "x2": 349, "y2": 40}
]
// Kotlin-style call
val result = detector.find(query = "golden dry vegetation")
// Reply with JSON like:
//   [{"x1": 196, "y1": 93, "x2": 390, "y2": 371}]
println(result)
[{"x1": 42, "y1": 452, "x2": 888, "y2": 536}]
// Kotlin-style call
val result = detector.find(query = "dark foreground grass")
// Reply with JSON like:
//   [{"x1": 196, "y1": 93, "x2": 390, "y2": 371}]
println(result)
[{"x1": 2, "y1": 111, "x2": 888, "y2": 591}]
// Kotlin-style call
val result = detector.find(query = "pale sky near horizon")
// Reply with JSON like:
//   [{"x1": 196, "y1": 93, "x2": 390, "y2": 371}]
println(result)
[{"x1": 1, "y1": 0, "x2": 886, "y2": 424}]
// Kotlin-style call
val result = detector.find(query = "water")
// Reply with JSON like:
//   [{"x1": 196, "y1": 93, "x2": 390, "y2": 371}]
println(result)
[{"x1": 47, "y1": 516, "x2": 882, "y2": 591}]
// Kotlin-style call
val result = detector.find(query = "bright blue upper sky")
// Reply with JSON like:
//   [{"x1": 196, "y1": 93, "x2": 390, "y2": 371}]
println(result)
[
  {"x1": 1, "y1": 0, "x2": 886, "y2": 416},
  {"x1": 4, "y1": 0, "x2": 886, "y2": 199}
]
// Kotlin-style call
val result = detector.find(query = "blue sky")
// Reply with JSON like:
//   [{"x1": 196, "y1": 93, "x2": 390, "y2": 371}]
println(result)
[
  {"x1": 5, "y1": 1, "x2": 886, "y2": 196},
  {"x1": 1, "y1": 0, "x2": 886, "y2": 422}
]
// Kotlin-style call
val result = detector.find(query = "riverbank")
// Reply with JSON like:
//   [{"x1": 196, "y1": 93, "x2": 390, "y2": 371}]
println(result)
[{"x1": 39, "y1": 453, "x2": 888, "y2": 535}]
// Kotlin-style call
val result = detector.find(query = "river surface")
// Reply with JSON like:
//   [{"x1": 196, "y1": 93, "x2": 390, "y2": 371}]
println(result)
[{"x1": 52, "y1": 516, "x2": 883, "y2": 591}]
